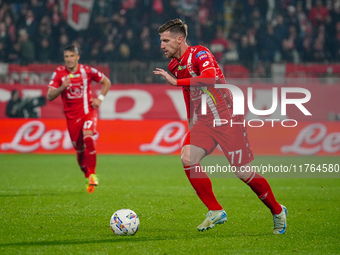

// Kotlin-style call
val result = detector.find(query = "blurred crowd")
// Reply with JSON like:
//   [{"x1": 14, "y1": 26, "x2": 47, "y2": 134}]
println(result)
[
  {"x1": 0, "y1": 0, "x2": 224, "y2": 65},
  {"x1": 0, "y1": 0, "x2": 339, "y2": 71},
  {"x1": 228, "y1": 0, "x2": 340, "y2": 76}
]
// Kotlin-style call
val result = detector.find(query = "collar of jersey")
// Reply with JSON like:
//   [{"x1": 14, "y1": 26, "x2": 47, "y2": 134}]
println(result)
[{"x1": 177, "y1": 46, "x2": 190, "y2": 63}]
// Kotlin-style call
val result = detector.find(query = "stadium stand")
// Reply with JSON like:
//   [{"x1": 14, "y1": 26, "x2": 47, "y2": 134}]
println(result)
[{"x1": 0, "y1": 0, "x2": 339, "y2": 81}]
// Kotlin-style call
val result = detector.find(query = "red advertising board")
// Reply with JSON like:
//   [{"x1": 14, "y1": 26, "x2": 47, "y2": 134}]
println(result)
[
  {"x1": 285, "y1": 63, "x2": 340, "y2": 78},
  {"x1": 1, "y1": 119, "x2": 339, "y2": 156}
]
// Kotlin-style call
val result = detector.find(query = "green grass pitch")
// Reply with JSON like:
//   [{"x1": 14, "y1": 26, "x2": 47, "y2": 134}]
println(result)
[{"x1": 0, "y1": 154, "x2": 339, "y2": 254}]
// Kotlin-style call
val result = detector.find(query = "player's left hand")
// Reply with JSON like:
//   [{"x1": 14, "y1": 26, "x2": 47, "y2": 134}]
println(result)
[
  {"x1": 153, "y1": 68, "x2": 177, "y2": 86},
  {"x1": 90, "y1": 98, "x2": 102, "y2": 108}
]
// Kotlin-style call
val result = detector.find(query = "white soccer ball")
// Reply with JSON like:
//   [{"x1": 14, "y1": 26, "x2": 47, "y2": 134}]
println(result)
[{"x1": 110, "y1": 209, "x2": 140, "y2": 236}]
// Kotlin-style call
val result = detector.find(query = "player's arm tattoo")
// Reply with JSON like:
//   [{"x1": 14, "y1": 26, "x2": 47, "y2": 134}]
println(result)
[
  {"x1": 47, "y1": 87, "x2": 64, "y2": 101},
  {"x1": 47, "y1": 76, "x2": 70, "y2": 101}
]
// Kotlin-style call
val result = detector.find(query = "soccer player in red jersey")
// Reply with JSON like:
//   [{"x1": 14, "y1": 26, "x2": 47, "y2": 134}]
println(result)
[
  {"x1": 47, "y1": 45, "x2": 111, "y2": 193},
  {"x1": 153, "y1": 19, "x2": 287, "y2": 234}
]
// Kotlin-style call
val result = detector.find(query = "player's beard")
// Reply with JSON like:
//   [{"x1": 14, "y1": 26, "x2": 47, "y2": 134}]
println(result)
[
  {"x1": 164, "y1": 51, "x2": 171, "y2": 58},
  {"x1": 167, "y1": 46, "x2": 180, "y2": 59},
  {"x1": 166, "y1": 51, "x2": 175, "y2": 59},
  {"x1": 67, "y1": 62, "x2": 76, "y2": 71}
]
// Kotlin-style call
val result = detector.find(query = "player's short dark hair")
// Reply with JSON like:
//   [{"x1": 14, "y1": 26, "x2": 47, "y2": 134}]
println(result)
[
  {"x1": 158, "y1": 18, "x2": 188, "y2": 39},
  {"x1": 64, "y1": 45, "x2": 79, "y2": 54}
]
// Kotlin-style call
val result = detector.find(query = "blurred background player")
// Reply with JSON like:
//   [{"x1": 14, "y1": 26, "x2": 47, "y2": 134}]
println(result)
[
  {"x1": 153, "y1": 19, "x2": 287, "y2": 234},
  {"x1": 47, "y1": 45, "x2": 111, "y2": 193}
]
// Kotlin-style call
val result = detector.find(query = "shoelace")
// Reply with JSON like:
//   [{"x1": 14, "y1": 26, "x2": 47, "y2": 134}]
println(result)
[{"x1": 273, "y1": 214, "x2": 284, "y2": 229}]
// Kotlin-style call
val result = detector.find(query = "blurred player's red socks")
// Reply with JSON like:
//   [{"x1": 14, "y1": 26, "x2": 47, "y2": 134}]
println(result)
[
  {"x1": 184, "y1": 164, "x2": 223, "y2": 211},
  {"x1": 76, "y1": 149, "x2": 88, "y2": 177},
  {"x1": 84, "y1": 135, "x2": 97, "y2": 176},
  {"x1": 244, "y1": 172, "x2": 282, "y2": 215}
]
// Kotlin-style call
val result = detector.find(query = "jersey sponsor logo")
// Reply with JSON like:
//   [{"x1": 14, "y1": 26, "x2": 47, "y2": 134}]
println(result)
[
  {"x1": 195, "y1": 50, "x2": 207, "y2": 58},
  {"x1": 69, "y1": 74, "x2": 80, "y2": 78},
  {"x1": 66, "y1": 85, "x2": 84, "y2": 99},
  {"x1": 199, "y1": 54, "x2": 208, "y2": 61},
  {"x1": 203, "y1": 61, "x2": 209, "y2": 67},
  {"x1": 178, "y1": 65, "x2": 186, "y2": 71}
]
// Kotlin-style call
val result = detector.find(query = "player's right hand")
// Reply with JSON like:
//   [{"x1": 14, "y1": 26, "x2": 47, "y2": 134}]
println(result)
[
  {"x1": 153, "y1": 68, "x2": 177, "y2": 86},
  {"x1": 61, "y1": 76, "x2": 71, "y2": 89}
]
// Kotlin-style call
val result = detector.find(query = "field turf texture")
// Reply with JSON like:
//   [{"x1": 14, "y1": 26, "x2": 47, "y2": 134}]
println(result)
[{"x1": 0, "y1": 154, "x2": 339, "y2": 254}]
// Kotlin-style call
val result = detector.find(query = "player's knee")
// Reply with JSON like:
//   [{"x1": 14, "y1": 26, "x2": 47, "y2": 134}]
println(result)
[
  {"x1": 84, "y1": 135, "x2": 95, "y2": 151},
  {"x1": 234, "y1": 164, "x2": 253, "y2": 181},
  {"x1": 84, "y1": 135, "x2": 94, "y2": 143},
  {"x1": 181, "y1": 152, "x2": 201, "y2": 166},
  {"x1": 181, "y1": 146, "x2": 190, "y2": 166},
  {"x1": 180, "y1": 145, "x2": 205, "y2": 166},
  {"x1": 235, "y1": 171, "x2": 249, "y2": 181},
  {"x1": 180, "y1": 153, "x2": 191, "y2": 166},
  {"x1": 75, "y1": 143, "x2": 85, "y2": 151}
]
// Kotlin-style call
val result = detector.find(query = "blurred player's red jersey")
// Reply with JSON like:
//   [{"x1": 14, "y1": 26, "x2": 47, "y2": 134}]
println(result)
[
  {"x1": 168, "y1": 45, "x2": 234, "y2": 125},
  {"x1": 48, "y1": 64, "x2": 104, "y2": 119}
]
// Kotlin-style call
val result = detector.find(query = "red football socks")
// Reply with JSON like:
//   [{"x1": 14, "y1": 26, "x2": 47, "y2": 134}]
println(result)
[
  {"x1": 76, "y1": 149, "x2": 88, "y2": 177},
  {"x1": 84, "y1": 135, "x2": 97, "y2": 176},
  {"x1": 184, "y1": 164, "x2": 223, "y2": 211},
  {"x1": 244, "y1": 172, "x2": 282, "y2": 215}
]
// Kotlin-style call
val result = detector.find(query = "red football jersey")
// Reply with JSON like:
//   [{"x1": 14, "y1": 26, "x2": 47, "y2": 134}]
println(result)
[
  {"x1": 49, "y1": 64, "x2": 104, "y2": 119},
  {"x1": 168, "y1": 45, "x2": 233, "y2": 125}
]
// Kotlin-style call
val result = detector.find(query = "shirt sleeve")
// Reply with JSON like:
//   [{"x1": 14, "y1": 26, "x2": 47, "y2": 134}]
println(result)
[
  {"x1": 195, "y1": 49, "x2": 216, "y2": 74},
  {"x1": 177, "y1": 68, "x2": 216, "y2": 86},
  {"x1": 89, "y1": 67, "x2": 104, "y2": 83},
  {"x1": 48, "y1": 70, "x2": 61, "y2": 89},
  {"x1": 177, "y1": 48, "x2": 217, "y2": 86}
]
